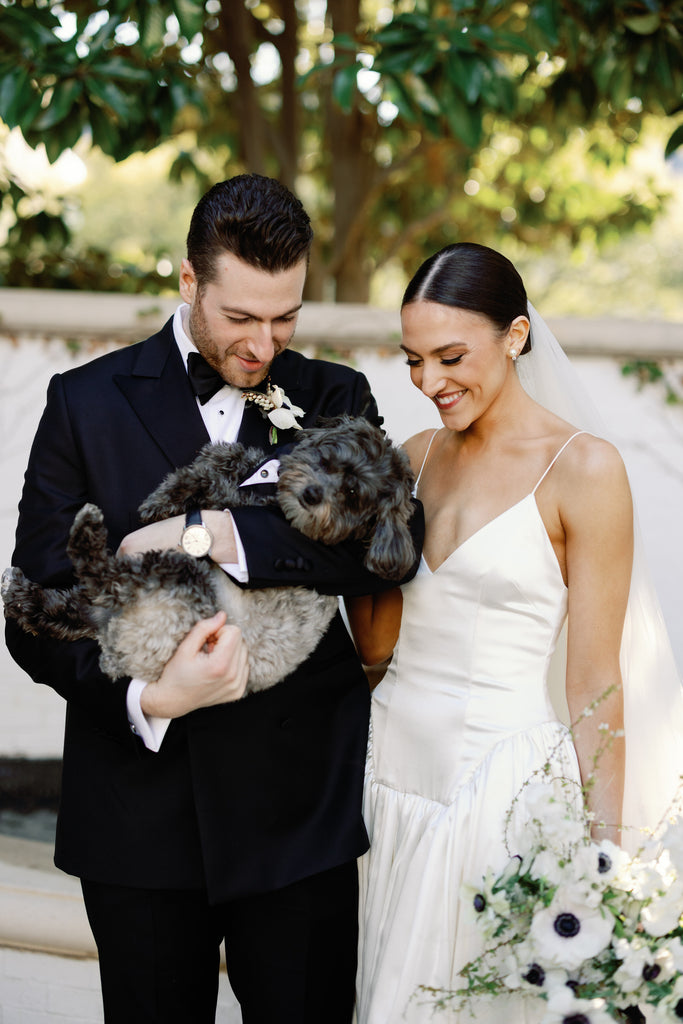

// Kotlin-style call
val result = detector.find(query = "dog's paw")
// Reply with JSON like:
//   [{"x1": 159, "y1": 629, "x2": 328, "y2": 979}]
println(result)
[
  {"x1": 1, "y1": 566, "x2": 23, "y2": 601},
  {"x1": 72, "y1": 503, "x2": 104, "y2": 530}
]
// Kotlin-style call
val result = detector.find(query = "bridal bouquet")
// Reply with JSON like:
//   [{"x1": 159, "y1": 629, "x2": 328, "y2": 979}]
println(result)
[{"x1": 435, "y1": 783, "x2": 683, "y2": 1023}]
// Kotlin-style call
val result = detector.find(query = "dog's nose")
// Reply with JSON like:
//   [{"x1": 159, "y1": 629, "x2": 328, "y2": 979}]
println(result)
[{"x1": 300, "y1": 484, "x2": 323, "y2": 507}]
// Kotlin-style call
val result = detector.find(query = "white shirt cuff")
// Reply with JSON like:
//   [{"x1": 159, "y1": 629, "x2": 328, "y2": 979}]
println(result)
[
  {"x1": 218, "y1": 510, "x2": 248, "y2": 583},
  {"x1": 126, "y1": 678, "x2": 171, "y2": 753}
]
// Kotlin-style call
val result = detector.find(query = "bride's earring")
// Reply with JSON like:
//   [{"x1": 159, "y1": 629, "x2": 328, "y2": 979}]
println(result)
[{"x1": 509, "y1": 349, "x2": 518, "y2": 362}]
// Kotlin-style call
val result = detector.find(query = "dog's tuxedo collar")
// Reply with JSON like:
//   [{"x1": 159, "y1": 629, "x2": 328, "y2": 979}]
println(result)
[{"x1": 240, "y1": 458, "x2": 280, "y2": 488}]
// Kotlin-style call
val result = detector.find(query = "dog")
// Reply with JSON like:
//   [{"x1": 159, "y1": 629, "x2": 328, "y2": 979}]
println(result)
[{"x1": 3, "y1": 415, "x2": 415, "y2": 694}]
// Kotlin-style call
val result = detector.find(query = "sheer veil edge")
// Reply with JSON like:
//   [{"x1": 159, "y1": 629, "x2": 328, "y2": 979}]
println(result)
[{"x1": 521, "y1": 305, "x2": 683, "y2": 849}]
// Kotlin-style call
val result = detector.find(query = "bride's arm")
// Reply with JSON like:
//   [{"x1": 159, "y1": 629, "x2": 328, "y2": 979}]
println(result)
[
  {"x1": 562, "y1": 437, "x2": 633, "y2": 846},
  {"x1": 346, "y1": 430, "x2": 432, "y2": 669},
  {"x1": 346, "y1": 590, "x2": 403, "y2": 667}
]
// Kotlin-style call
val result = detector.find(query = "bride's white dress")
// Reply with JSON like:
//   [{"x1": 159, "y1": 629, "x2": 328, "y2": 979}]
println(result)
[{"x1": 357, "y1": 436, "x2": 584, "y2": 1023}]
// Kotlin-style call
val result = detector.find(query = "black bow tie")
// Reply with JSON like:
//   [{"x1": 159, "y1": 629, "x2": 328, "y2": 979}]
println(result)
[{"x1": 187, "y1": 352, "x2": 227, "y2": 405}]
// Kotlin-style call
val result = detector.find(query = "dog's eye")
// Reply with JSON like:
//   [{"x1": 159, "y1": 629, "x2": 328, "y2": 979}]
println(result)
[{"x1": 345, "y1": 474, "x2": 358, "y2": 494}]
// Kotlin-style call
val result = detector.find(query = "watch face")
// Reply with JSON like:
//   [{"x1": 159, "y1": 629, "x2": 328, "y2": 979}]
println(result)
[{"x1": 181, "y1": 524, "x2": 212, "y2": 557}]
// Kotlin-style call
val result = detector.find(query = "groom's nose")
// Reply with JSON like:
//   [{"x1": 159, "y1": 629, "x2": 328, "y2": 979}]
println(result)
[{"x1": 247, "y1": 322, "x2": 276, "y2": 363}]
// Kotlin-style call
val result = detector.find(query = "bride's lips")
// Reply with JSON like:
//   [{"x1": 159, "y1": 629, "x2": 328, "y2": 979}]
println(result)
[{"x1": 434, "y1": 389, "x2": 466, "y2": 410}]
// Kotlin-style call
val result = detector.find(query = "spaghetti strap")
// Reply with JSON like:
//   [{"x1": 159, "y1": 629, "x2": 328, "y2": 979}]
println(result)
[
  {"x1": 532, "y1": 431, "x2": 587, "y2": 495},
  {"x1": 414, "y1": 429, "x2": 440, "y2": 492}
]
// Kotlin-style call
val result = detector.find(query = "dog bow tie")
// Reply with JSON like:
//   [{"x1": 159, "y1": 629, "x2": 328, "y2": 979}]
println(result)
[{"x1": 187, "y1": 352, "x2": 228, "y2": 405}]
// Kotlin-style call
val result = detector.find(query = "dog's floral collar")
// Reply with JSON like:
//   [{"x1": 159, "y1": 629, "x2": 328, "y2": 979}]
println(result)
[{"x1": 242, "y1": 381, "x2": 304, "y2": 444}]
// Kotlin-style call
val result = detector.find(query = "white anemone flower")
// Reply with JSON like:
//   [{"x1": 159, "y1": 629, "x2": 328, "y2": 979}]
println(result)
[
  {"x1": 661, "y1": 818, "x2": 683, "y2": 874},
  {"x1": 465, "y1": 872, "x2": 512, "y2": 941},
  {"x1": 501, "y1": 945, "x2": 567, "y2": 994},
  {"x1": 641, "y1": 876, "x2": 683, "y2": 937},
  {"x1": 650, "y1": 974, "x2": 683, "y2": 1023},
  {"x1": 541, "y1": 985, "x2": 613, "y2": 1024},
  {"x1": 613, "y1": 935, "x2": 676, "y2": 994},
  {"x1": 529, "y1": 886, "x2": 614, "y2": 970},
  {"x1": 522, "y1": 782, "x2": 585, "y2": 850},
  {"x1": 571, "y1": 839, "x2": 630, "y2": 888},
  {"x1": 664, "y1": 936, "x2": 683, "y2": 972},
  {"x1": 530, "y1": 848, "x2": 573, "y2": 888}
]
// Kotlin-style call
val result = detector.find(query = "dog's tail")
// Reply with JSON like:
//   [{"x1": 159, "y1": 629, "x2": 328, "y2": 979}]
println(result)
[
  {"x1": 66, "y1": 503, "x2": 117, "y2": 595},
  {"x1": 2, "y1": 566, "x2": 97, "y2": 641}
]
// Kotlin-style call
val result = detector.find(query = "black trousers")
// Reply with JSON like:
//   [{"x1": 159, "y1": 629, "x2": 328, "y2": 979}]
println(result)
[{"x1": 81, "y1": 861, "x2": 358, "y2": 1024}]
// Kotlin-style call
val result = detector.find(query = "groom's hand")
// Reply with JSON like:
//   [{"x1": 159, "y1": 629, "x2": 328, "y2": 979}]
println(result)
[{"x1": 140, "y1": 612, "x2": 249, "y2": 718}]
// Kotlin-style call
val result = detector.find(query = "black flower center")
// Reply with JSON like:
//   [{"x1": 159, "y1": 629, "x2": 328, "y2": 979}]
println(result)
[
  {"x1": 642, "y1": 963, "x2": 661, "y2": 982},
  {"x1": 554, "y1": 912, "x2": 581, "y2": 938},
  {"x1": 598, "y1": 852, "x2": 612, "y2": 873},
  {"x1": 523, "y1": 963, "x2": 545, "y2": 986},
  {"x1": 563, "y1": 1016, "x2": 590, "y2": 1024},
  {"x1": 675, "y1": 997, "x2": 683, "y2": 1019},
  {"x1": 473, "y1": 893, "x2": 486, "y2": 913}
]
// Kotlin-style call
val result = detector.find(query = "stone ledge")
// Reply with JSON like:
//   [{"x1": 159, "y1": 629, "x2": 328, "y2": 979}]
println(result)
[
  {"x1": 0, "y1": 287, "x2": 681, "y2": 357},
  {"x1": 0, "y1": 834, "x2": 96, "y2": 959}
]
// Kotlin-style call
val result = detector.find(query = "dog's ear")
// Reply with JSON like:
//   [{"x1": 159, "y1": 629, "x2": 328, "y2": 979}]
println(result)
[
  {"x1": 364, "y1": 511, "x2": 416, "y2": 581},
  {"x1": 363, "y1": 443, "x2": 417, "y2": 580}
]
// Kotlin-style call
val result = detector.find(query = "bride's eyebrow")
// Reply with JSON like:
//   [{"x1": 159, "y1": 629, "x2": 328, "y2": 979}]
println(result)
[{"x1": 400, "y1": 342, "x2": 465, "y2": 356}]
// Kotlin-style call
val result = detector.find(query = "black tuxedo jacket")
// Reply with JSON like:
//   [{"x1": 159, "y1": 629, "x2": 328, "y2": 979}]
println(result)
[{"x1": 6, "y1": 318, "x2": 423, "y2": 903}]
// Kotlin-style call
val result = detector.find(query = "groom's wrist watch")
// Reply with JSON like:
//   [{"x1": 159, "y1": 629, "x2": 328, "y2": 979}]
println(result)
[{"x1": 180, "y1": 509, "x2": 213, "y2": 558}]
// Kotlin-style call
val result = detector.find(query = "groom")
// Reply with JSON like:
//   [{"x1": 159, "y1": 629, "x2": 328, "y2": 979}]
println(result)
[{"x1": 6, "y1": 174, "x2": 423, "y2": 1024}]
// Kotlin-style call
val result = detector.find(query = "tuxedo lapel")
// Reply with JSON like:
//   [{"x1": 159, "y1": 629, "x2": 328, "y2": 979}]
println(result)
[{"x1": 113, "y1": 320, "x2": 210, "y2": 470}]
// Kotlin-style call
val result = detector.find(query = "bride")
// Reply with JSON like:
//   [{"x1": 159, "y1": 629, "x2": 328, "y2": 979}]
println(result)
[{"x1": 348, "y1": 242, "x2": 683, "y2": 1023}]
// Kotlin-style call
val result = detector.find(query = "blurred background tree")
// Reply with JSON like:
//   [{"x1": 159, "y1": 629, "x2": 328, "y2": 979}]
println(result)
[{"x1": 0, "y1": 0, "x2": 682, "y2": 303}]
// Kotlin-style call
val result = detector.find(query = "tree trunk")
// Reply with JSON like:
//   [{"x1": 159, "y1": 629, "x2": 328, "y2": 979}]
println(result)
[
  {"x1": 326, "y1": 0, "x2": 378, "y2": 302},
  {"x1": 217, "y1": 2, "x2": 269, "y2": 174}
]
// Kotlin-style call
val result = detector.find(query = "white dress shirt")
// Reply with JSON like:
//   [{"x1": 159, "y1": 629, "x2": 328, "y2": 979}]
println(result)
[{"x1": 126, "y1": 304, "x2": 277, "y2": 750}]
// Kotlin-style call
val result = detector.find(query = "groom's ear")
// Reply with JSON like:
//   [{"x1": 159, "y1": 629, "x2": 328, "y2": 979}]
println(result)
[{"x1": 179, "y1": 258, "x2": 198, "y2": 303}]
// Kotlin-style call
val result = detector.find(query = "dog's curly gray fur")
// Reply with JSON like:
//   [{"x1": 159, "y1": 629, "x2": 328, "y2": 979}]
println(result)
[{"x1": 3, "y1": 415, "x2": 415, "y2": 694}]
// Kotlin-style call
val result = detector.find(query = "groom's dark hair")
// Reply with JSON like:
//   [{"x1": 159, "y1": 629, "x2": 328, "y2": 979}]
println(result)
[{"x1": 186, "y1": 174, "x2": 313, "y2": 288}]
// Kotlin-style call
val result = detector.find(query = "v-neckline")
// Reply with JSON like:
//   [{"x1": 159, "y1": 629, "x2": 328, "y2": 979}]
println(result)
[{"x1": 421, "y1": 492, "x2": 534, "y2": 575}]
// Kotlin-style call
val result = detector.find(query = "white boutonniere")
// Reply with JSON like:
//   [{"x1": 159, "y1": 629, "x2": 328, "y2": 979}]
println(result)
[{"x1": 242, "y1": 380, "x2": 304, "y2": 444}]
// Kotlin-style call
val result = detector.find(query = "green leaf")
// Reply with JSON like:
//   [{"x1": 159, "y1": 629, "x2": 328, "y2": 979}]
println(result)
[
  {"x1": 374, "y1": 44, "x2": 430, "y2": 75},
  {"x1": 172, "y1": 0, "x2": 206, "y2": 40},
  {"x1": 381, "y1": 75, "x2": 419, "y2": 123},
  {"x1": 530, "y1": 0, "x2": 559, "y2": 47},
  {"x1": 444, "y1": 95, "x2": 483, "y2": 149},
  {"x1": 33, "y1": 78, "x2": 83, "y2": 130},
  {"x1": 86, "y1": 76, "x2": 134, "y2": 121},
  {"x1": 406, "y1": 73, "x2": 441, "y2": 117},
  {"x1": 97, "y1": 58, "x2": 152, "y2": 84},
  {"x1": 447, "y1": 53, "x2": 488, "y2": 104},
  {"x1": 410, "y1": 43, "x2": 438, "y2": 76},
  {"x1": 624, "y1": 13, "x2": 661, "y2": 35},
  {"x1": 332, "y1": 64, "x2": 358, "y2": 112},
  {"x1": 88, "y1": 100, "x2": 123, "y2": 159},
  {"x1": 138, "y1": 3, "x2": 168, "y2": 54},
  {"x1": 0, "y1": 66, "x2": 30, "y2": 126},
  {"x1": 665, "y1": 123, "x2": 683, "y2": 158}
]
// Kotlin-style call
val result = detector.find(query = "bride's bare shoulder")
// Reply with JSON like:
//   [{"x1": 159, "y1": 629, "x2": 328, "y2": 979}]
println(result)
[
  {"x1": 558, "y1": 431, "x2": 632, "y2": 509},
  {"x1": 402, "y1": 428, "x2": 441, "y2": 474}
]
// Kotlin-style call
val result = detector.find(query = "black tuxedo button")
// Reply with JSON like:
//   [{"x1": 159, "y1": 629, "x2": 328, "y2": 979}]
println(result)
[
  {"x1": 280, "y1": 717, "x2": 293, "y2": 730},
  {"x1": 273, "y1": 556, "x2": 313, "y2": 572},
  {"x1": 274, "y1": 557, "x2": 297, "y2": 571}
]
